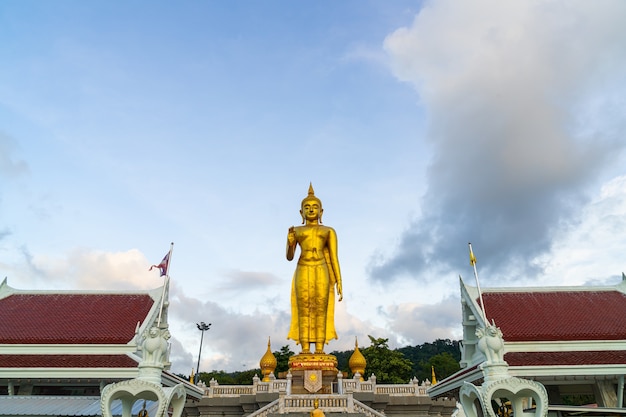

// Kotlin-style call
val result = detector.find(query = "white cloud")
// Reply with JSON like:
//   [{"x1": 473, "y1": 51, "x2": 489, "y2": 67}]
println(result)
[
  {"x1": 167, "y1": 282, "x2": 295, "y2": 373},
  {"x1": 1, "y1": 247, "x2": 156, "y2": 291},
  {"x1": 384, "y1": 296, "x2": 463, "y2": 347},
  {"x1": 219, "y1": 269, "x2": 282, "y2": 290},
  {"x1": 540, "y1": 175, "x2": 626, "y2": 285},
  {"x1": 38, "y1": 248, "x2": 157, "y2": 290},
  {"x1": 371, "y1": 0, "x2": 626, "y2": 283}
]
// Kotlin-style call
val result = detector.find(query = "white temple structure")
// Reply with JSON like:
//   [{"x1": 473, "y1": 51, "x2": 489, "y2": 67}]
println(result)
[
  {"x1": 429, "y1": 275, "x2": 626, "y2": 417},
  {"x1": 0, "y1": 277, "x2": 202, "y2": 416}
]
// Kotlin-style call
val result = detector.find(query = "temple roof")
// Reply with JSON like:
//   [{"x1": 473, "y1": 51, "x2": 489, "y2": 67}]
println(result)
[
  {"x1": 481, "y1": 289, "x2": 626, "y2": 341},
  {"x1": 0, "y1": 278, "x2": 204, "y2": 404},
  {"x1": 0, "y1": 293, "x2": 154, "y2": 344},
  {"x1": 0, "y1": 279, "x2": 160, "y2": 376},
  {"x1": 429, "y1": 278, "x2": 626, "y2": 400}
]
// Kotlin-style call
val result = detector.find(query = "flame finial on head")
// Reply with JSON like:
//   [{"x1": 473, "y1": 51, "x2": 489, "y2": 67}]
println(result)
[{"x1": 302, "y1": 183, "x2": 320, "y2": 204}]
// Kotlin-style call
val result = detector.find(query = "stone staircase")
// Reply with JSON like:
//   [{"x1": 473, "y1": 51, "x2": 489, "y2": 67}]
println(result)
[{"x1": 247, "y1": 394, "x2": 385, "y2": 417}]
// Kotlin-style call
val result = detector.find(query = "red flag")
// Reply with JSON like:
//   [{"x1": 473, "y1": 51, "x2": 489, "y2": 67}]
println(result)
[{"x1": 150, "y1": 251, "x2": 170, "y2": 276}]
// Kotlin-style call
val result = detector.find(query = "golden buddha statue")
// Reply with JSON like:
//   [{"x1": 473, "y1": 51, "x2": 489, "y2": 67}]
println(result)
[
  {"x1": 287, "y1": 184, "x2": 343, "y2": 355},
  {"x1": 310, "y1": 399, "x2": 325, "y2": 417}
]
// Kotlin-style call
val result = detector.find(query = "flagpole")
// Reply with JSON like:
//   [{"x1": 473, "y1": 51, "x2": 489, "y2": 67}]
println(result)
[
  {"x1": 469, "y1": 242, "x2": 488, "y2": 324},
  {"x1": 157, "y1": 242, "x2": 174, "y2": 327}
]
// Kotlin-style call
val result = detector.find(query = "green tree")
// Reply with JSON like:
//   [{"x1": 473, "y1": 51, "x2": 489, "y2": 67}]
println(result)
[
  {"x1": 421, "y1": 352, "x2": 460, "y2": 382},
  {"x1": 197, "y1": 370, "x2": 235, "y2": 385},
  {"x1": 362, "y1": 336, "x2": 413, "y2": 384},
  {"x1": 196, "y1": 369, "x2": 262, "y2": 385},
  {"x1": 398, "y1": 339, "x2": 461, "y2": 380},
  {"x1": 330, "y1": 349, "x2": 351, "y2": 374},
  {"x1": 174, "y1": 372, "x2": 189, "y2": 381},
  {"x1": 273, "y1": 345, "x2": 295, "y2": 374},
  {"x1": 232, "y1": 369, "x2": 261, "y2": 384}
]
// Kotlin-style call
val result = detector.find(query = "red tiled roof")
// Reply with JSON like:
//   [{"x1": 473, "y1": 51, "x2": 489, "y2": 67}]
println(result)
[
  {"x1": 0, "y1": 293, "x2": 154, "y2": 344},
  {"x1": 481, "y1": 290, "x2": 626, "y2": 342},
  {"x1": 0, "y1": 354, "x2": 139, "y2": 368},
  {"x1": 505, "y1": 351, "x2": 626, "y2": 367}
]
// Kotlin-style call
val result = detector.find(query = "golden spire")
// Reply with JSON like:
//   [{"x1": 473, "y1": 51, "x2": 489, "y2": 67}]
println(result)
[
  {"x1": 431, "y1": 366, "x2": 437, "y2": 385},
  {"x1": 348, "y1": 337, "x2": 366, "y2": 381},
  {"x1": 260, "y1": 337, "x2": 277, "y2": 382}
]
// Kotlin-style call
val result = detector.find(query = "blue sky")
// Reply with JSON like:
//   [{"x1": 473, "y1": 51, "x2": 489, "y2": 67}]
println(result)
[{"x1": 2, "y1": 0, "x2": 626, "y2": 376}]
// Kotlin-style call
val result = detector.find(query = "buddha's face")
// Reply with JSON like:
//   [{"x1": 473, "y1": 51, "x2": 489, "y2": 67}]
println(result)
[{"x1": 301, "y1": 198, "x2": 322, "y2": 221}]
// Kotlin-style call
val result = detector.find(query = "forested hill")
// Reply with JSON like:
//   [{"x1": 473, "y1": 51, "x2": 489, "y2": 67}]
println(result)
[
  {"x1": 191, "y1": 337, "x2": 461, "y2": 385},
  {"x1": 333, "y1": 337, "x2": 461, "y2": 384}
]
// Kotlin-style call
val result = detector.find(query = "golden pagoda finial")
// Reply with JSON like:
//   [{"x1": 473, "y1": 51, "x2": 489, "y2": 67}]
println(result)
[
  {"x1": 260, "y1": 337, "x2": 277, "y2": 382},
  {"x1": 431, "y1": 365, "x2": 437, "y2": 385},
  {"x1": 349, "y1": 337, "x2": 366, "y2": 381}
]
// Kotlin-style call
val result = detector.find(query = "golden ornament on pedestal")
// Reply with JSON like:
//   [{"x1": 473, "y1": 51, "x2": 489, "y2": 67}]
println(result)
[
  {"x1": 349, "y1": 337, "x2": 366, "y2": 380},
  {"x1": 288, "y1": 352, "x2": 338, "y2": 372},
  {"x1": 260, "y1": 337, "x2": 277, "y2": 382}
]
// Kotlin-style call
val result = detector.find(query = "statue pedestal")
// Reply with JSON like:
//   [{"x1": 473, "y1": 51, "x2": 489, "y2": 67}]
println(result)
[{"x1": 288, "y1": 353, "x2": 338, "y2": 394}]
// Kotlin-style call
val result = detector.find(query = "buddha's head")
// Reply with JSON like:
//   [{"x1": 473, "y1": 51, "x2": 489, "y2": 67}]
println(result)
[{"x1": 300, "y1": 183, "x2": 323, "y2": 224}]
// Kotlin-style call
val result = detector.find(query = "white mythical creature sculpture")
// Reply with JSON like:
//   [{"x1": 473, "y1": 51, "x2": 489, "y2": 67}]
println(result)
[
  {"x1": 101, "y1": 325, "x2": 183, "y2": 417},
  {"x1": 141, "y1": 326, "x2": 170, "y2": 366},
  {"x1": 460, "y1": 319, "x2": 548, "y2": 417},
  {"x1": 476, "y1": 320, "x2": 505, "y2": 364}
]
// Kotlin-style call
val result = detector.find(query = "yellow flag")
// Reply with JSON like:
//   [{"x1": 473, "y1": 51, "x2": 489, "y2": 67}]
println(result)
[{"x1": 469, "y1": 245, "x2": 477, "y2": 266}]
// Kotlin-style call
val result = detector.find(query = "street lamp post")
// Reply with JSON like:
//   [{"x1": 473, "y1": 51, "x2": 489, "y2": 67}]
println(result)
[{"x1": 195, "y1": 322, "x2": 211, "y2": 384}]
